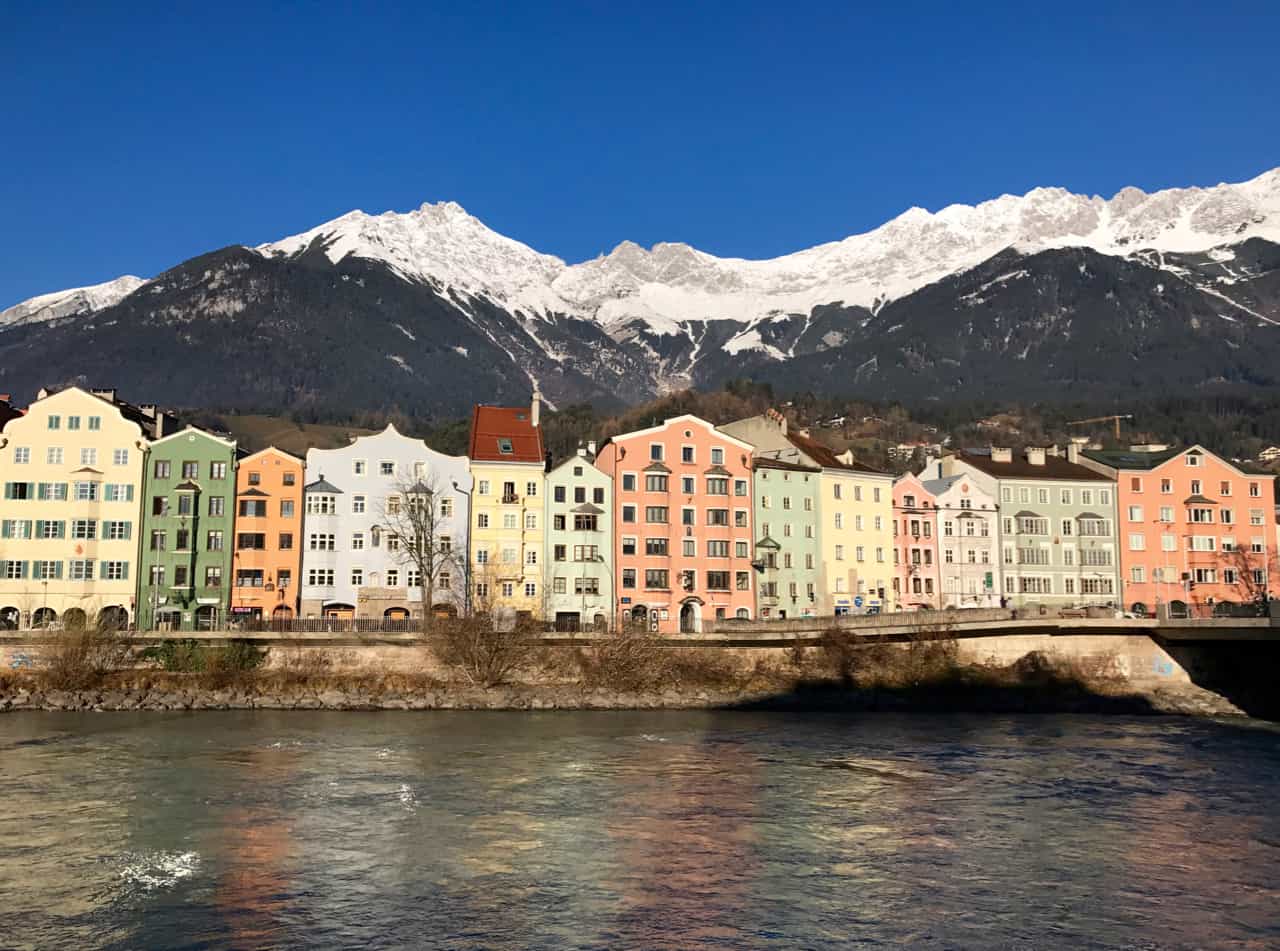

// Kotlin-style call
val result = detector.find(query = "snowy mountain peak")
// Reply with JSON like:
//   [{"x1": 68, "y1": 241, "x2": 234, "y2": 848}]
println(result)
[{"x1": 0, "y1": 275, "x2": 147, "y2": 329}]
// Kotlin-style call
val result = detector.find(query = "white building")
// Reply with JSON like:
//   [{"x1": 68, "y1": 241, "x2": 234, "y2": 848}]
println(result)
[
  {"x1": 300, "y1": 425, "x2": 471, "y2": 619},
  {"x1": 543, "y1": 445, "x2": 614, "y2": 631},
  {"x1": 920, "y1": 472, "x2": 1001, "y2": 607}
]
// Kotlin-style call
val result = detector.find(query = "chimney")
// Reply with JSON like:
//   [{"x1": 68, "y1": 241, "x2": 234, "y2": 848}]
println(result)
[
  {"x1": 576, "y1": 441, "x2": 587, "y2": 458},
  {"x1": 1067, "y1": 442, "x2": 1080, "y2": 464},
  {"x1": 1026, "y1": 447, "x2": 1046, "y2": 466},
  {"x1": 796, "y1": 427, "x2": 810, "y2": 438},
  {"x1": 991, "y1": 446, "x2": 1013, "y2": 463},
  {"x1": 91, "y1": 388, "x2": 117, "y2": 403},
  {"x1": 531, "y1": 385, "x2": 541, "y2": 428},
  {"x1": 587, "y1": 439, "x2": 597, "y2": 457}
]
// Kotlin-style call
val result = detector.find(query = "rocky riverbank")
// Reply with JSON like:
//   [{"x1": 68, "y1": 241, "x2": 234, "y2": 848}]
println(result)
[{"x1": 0, "y1": 673, "x2": 1245, "y2": 717}]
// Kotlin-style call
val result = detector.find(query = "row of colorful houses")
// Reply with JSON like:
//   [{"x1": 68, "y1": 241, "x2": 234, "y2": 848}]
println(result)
[{"x1": 0, "y1": 387, "x2": 1275, "y2": 633}]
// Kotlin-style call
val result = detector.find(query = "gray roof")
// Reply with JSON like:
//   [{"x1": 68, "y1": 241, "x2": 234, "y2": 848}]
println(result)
[
  {"x1": 921, "y1": 475, "x2": 963, "y2": 496},
  {"x1": 305, "y1": 476, "x2": 343, "y2": 494}
]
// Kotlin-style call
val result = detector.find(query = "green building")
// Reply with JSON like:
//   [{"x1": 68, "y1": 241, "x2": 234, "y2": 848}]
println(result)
[
  {"x1": 137, "y1": 427, "x2": 237, "y2": 630},
  {"x1": 752, "y1": 457, "x2": 822, "y2": 619}
]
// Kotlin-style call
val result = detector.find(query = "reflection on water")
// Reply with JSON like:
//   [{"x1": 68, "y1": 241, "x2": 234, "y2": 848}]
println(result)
[{"x1": 0, "y1": 711, "x2": 1278, "y2": 950}]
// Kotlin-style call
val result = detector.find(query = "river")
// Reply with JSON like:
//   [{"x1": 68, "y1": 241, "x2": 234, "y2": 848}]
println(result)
[{"x1": 1, "y1": 711, "x2": 1278, "y2": 949}]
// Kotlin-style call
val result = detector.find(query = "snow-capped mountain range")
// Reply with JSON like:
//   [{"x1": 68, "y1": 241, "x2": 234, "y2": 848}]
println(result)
[
  {"x1": 7, "y1": 167, "x2": 1280, "y2": 338},
  {"x1": 3, "y1": 166, "x2": 1280, "y2": 415}
]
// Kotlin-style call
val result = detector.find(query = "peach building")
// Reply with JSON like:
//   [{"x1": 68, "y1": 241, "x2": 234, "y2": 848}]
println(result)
[
  {"x1": 1082, "y1": 445, "x2": 1279, "y2": 616},
  {"x1": 596, "y1": 415, "x2": 755, "y2": 633},
  {"x1": 892, "y1": 473, "x2": 941, "y2": 609},
  {"x1": 231, "y1": 447, "x2": 304, "y2": 622}
]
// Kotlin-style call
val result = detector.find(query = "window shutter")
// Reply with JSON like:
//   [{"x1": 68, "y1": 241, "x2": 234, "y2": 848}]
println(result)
[
  {"x1": 126, "y1": 485, "x2": 134, "y2": 502},
  {"x1": 121, "y1": 562, "x2": 129, "y2": 581},
  {"x1": 100, "y1": 561, "x2": 108, "y2": 580},
  {"x1": 19, "y1": 561, "x2": 28, "y2": 580},
  {"x1": 54, "y1": 561, "x2": 64, "y2": 579},
  {"x1": 0, "y1": 560, "x2": 6, "y2": 576},
  {"x1": 123, "y1": 522, "x2": 132, "y2": 540},
  {"x1": 0, "y1": 522, "x2": 8, "y2": 539},
  {"x1": 2, "y1": 484, "x2": 10, "y2": 500},
  {"x1": 34, "y1": 520, "x2": 44, "y2": 537}
]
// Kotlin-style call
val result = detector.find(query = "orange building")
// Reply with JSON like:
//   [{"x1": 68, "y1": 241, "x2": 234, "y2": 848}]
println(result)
[
  {"x1": 1082, "y1": 445, "x2": 1278, "y2": 617},
  {"x1": 231, "y1": 447, "x2": 304, "y2": 623},
  {"x1": 596, "y1": 414, "x2": 755, "y2": 634}
]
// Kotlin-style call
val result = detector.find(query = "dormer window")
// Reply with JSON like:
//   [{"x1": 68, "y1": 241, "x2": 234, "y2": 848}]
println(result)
[
  {"x1": 498, "y1": 438, "x2": 514, "y2": 455},
  {"x1": 904, "y1": 495, "x2": 916, "y2": 508},
  {"x1": 1185, "y1": 453, "x2": 1201, "y2": 467}
]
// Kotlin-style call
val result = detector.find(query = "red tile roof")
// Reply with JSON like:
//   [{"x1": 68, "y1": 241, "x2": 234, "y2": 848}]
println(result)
[
  {"x1": 469, "y1": 405, "x2": 545, "y2": 464},
  {"x1": 786, "y1": 430, "x2": 886, "y2": 474}
]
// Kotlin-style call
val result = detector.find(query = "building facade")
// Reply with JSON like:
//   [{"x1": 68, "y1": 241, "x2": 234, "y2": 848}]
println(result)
[
  {"x1": 468, "y1": 400, "x2": 546, "y2": 622},
  {"x1": 752, "y1": 458, "x2": 821, "y2": 620},
  {"x1": 721, "y1": 410, "x2": 896, "y2": 614},
  {"x1": 935, "y1": 447, "x2": 1121, "y2": 607},
  {"x1": 596, "y1": 415, "x2": 756, "y2": 633},
  {"x1": 230, "y1": 447, "x2": 304, "y2": 623},
  {"x1": 922, "y1": 472, "x2": 1001, "y2": 608},
  {"x1": 544, "y1": 447, "x2": 614, "y2": 631},
  {"x1": 301, "y1": 425, "x2": 471, "y2": 619},
  {"x1": 1081, "y1": 445, "x2": 1279, "y2": 617},
  {"x1": 137, "y1": 427, "x2": 238, "y2": 630},
  {"x1": 0, "y1": 387, "x2": 149, "y2": 630},
  {"x1": 892, "y1": 473, "x2": 941, "y2": 610}
]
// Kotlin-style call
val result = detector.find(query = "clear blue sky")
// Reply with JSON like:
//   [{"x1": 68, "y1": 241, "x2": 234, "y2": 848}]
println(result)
[{"x1": 3, "y1": 1, "x2": 1278, "y2": 306}]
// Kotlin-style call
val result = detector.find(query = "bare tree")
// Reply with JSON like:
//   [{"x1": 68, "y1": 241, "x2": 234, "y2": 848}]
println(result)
[
  {"x1": 1225, "y1": 545, "x2": 1271, "y2": 613},
  {"x1": 380, "y1": 475, "x2": 462, "y2": 630}
]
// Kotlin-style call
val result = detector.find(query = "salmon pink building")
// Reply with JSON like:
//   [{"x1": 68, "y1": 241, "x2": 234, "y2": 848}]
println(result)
[
  {"x1": 231, "y1": 447, "x2": 304, "y2": 622},
  {"x1": 892, "y1": 473, "x2": 940, "y2": 609},
  {"x1": 1082, "y1": 445, "x2": 1279, "y2": 617},
  {"x1": 596, "y1": 415, "x2": 755, "y2": 633}
]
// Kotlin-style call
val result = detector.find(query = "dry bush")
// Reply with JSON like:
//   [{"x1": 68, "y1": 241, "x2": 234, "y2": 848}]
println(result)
[
  {"x1": 577, "y1": 631, "x2": 667, "y2": 691},
  {"x1": 199, "y1": 641, "x2": 267, "y2": 689},
  {"x1": 40, "y1": 624, "x2": 134, "y2": 691},
  {"x1": 818, "y1": 628, "x2": 962, "y2": 688},
  {"x1": 431, "y1": 615, "x2": 540, "y2": 687}
]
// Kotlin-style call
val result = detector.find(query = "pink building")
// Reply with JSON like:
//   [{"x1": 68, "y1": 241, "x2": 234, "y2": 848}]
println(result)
[
  {"x1": 892, "y1": 473, "x2": 941, "y2": 609},
  {"x1": 596, "y1": 415, "x2": 755, "y2": 633},
  {"x1": 1082, "y1": 445, "x2": 1279, "y2": 617}
]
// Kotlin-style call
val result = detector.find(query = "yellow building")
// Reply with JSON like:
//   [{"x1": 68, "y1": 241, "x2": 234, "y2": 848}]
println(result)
[
  {"x1": 0, "y1": 387, "x2": 158, "y2": 629},
  {"x1": 467, "y1": 397, "x2": 546, "y2": 622},
  {"x1": 817, "y1": 452, "x2": 896, "y2": 615}
]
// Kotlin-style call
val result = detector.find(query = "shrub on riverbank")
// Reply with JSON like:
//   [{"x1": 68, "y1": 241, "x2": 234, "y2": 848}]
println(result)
[
  {"x1": 40, "y1": 624, "x2": 134, "y2": 691},
  {"x1": 139, "y1": 639, "x2": 266, "y2": 687}
]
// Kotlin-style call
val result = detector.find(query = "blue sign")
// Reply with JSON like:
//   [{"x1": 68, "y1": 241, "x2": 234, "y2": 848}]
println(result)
[
  {"x1": 853, "y1": 596, "x2": 863, "y2": 608},
  {"x1": 620, "y1": 597, "x2": 631, "y2": 604}
]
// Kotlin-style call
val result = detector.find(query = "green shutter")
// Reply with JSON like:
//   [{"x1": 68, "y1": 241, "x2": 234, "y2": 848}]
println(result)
[
  {"x1": 34, "y1": 519, "x2": 44, "y2": 537},
  {"x1": 0, "y1": 560, "x2": 6, "y2": 576},
  {"x1": 120, "y1": 562, "x2": 129, "y2": 581},
  {"x1": 122, "y1": 522, "x2": 132, "y2": 540},
  {"x1": 3, "y1": 484, "x2": 10, "y2": 500},
  {"x1": 18, "y1": 561, "x2": 28, "y2": 580},
  {"x1": 100, "y1": 561, "x2": 109, "y2": 580},
  {"x1": 54, "y1": 561, "x2": 63, "y2": 580},
  {"x1": 126, "y1": 485, "x2": 134, "y2": 502},
  {"x1": 0, "y1": 521, "x2": 9, "y2": 539}
]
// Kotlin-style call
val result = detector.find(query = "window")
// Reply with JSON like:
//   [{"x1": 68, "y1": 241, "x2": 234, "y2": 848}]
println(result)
[
  {"x1": 46, "y1": 447, "x2": 63, "y2": 465},
  {"x1": 283, "y1": 472, "x2": 296, "y2": 486},
  {"x1": 148, "y1": 565, "x2": 165, "y2": 586},
  {"x1": 206, "y1": 530, "x2": 223, "y2": 551},
  {"x1": 308, "y1": 569, "x2": 335, "y2": 587},
  {"x1": 1059, "y1": 488, "x2": 1072, "y2": 505},
  {"x1": 178, "y1": 461, "x2": 196, "y2": 479},
  {"x1": 502, "y1": 513, "x2": 517, "y2": 530},
  {"x1": 645, "y1": 537, "x2": 669, "y2": 556},
  {"x1": 706, "y1": 508, "x2": 728, "y2": 526},
  {"x1": 622, "y1": 473, "x2": 636, "y2": 492},
  {"x1": 1161, "y1": 479, "x2": 1172, "y2": 494},
  {"x1": 36, "y1": 520, "x2": 64, "y2": 539},
  {"x1": 1, "y1": 520, "x2": 32, "y2": 539},
  {"x1": 622, "y1": 505, "x2": 636, "y2": 524},
  {"x1": 239, "y1": 499, "x2": 267, "y2": 518},
  {"x1": 351, "y1": 532, "x2": 365, "y2": 551},
  {"x1": 735, "y1": 480, "x2": 748, "y2": 497},
  {"x1": 833, "y1": 483, "x2": 842, "y2": 500},
  {"x1": 835, "y1": 544, "x2": 845, "y2": 561},
  {"x1": 526, "y1": 550, "x2": 539, "y2": 565},
  {"x1": 707, "y1": 540, "x2": 730, "y2": 558},
  {"x1": 526, "y1": 481, "x2": 538, "y2": 498},
  {"x1": 856, "y1": 546, "x2": 865, "y2": 562},
  {"x1": 574, "y1": 577, "x2": 599, "y2": 596},
  {"x1": 681, "y1": 476, "x2": 695, "y2": 494},
  {"x1": 12, "y1": 447, "x2": 29, "y2": 465},
  {"x1": 476, "y1": 549, "x2": 489, "y2": 564},
  {"x1": 525, "y1": 583, "x2": 537, "y2": 598},
  {"x1": 553, "y1": 577, "x2": 567, "y2": 595},
  {"x1": 279, "y1": 533, "x2": 293, "y2": 550},
  {"x1": 1185, "y1": 453, "x2": 1201, "y2": 467},
  {"x1": 554, "y1": 485, "x2": 566, "y2": 503},
  {"x1": 87, "y1": 416, "x2": 101, "y2": 431},
  {"x1": 47, "y1": 415, "x2": 60, "y2": 429},
  {"x1": 706, "y1": 571, "x2": 730, "y2": 590},
  {"x1": 79, "y1": 448, "x2": 97, "y2": 467},
  {"x1": 380, "y1": 461, "x2": 395, "y2": 476},
  {"x1": 497, "y1": 438, "x2": 513, "y2": 455},
  {"x1": 1249, "y1": 481, "x2": 1262, "y2": 498},
  {"x1": 1128, "y1": 505, "x2": 1144, "y2": 522},
  {"x1": 710, "y1": 447, "x2": 724, "y2": 465},
  {"x1": 32, "y1": 561, "x2": 60, "y2": 580},
  {"x1": 650, "y1": 444, "x2": 664, "y2": 462},
  {"x1": 309, "y1": 533, "x2": 336, "y2": 551},
  {"x1": 1161, "y1": 534, "x2": 1177, "y2": 552},
  {"x1": 646, "y1": 474, "x2": 668, "y2": 492},
  {"x1": 525, "y1": 513, "x2": 538, "y2": 530},
  {"x1": 573, "y1": 514, "x2": 598, "y2": 532},
  {"x1": 1250, "y1": 509, "x2": 1265, "y2": 526},
  {"x1": 681, "y1": 446, "x2": 694, "y2": 464},
  {"x1": 1187, "y1": 536, "x2": 1216, "y2": 552},
  {"x1": 386, "y1": 570, "x2": 399, "y2": 587},
  {"x1": 307, "y1": 494, "x2": 336, "y2": 515},
  {"x1": 1189, "y1": 507, "x2": 1214, "y2": 524},
  {"x1": 645, "y1": 569, "x2": 669, "y2": 589},
  {"x1": 202, "y1": 566, "x2": 222, "y2": 588},
  {"x1": 150, "y1": 530, "x2": 166, "y2": 551},
  {"x1": 478, "y1": 480, "x2": 489, "y2": 495},
  {"x1": 645, "y1": 506, "x2": 669, "y2": 523},
  {"x1": 154, "y1": 460, "x2": 171, "y2": 479},
  {"x1": 1128, "y1": 533, "x2": 1145, "y2": 550},
  {"x1": 622, "y1": 569, "x2": 636, "y2": 589},
  {"x1": 67, "y1": 416, "x2": 81, "y2": 431},
  {"x1": 707, "y1": 478, "x2": 728, "y2": 495},
  {"x1": 69, "y1": 560, "x2": 95, "y2": 581}
]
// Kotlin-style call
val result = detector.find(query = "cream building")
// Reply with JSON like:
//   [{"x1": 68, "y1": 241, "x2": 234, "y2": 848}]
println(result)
[{"x1": 0, "y1": 387, "x2": 152, "y2": 629}]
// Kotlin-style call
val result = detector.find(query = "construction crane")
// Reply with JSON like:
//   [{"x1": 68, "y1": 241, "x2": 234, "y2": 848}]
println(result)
[{"x1": 1068, "y1": 414, "x2": 1134, "y2": 440}]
